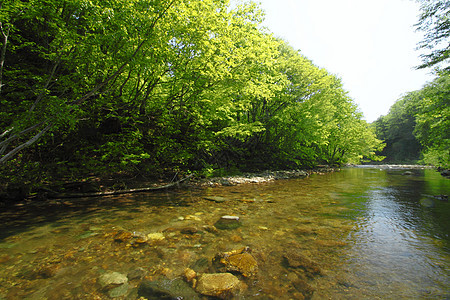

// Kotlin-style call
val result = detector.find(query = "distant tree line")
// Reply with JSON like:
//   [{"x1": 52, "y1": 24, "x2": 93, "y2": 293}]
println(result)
[
  {"x1": 0, "y1": 0, "x2": 383, "y2": 189},
  {"x1": 373, "y1": 74, "x2": 449, "y2": 168}
]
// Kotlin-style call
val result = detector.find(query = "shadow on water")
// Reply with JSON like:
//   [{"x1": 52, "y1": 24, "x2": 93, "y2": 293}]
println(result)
[{"x1": 0, "y1": 188, "x2": 199, "y2": 241}]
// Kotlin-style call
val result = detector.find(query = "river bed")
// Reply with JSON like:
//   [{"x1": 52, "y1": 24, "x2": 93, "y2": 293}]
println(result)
[{"x1": 0, "y1": 167, "x2": 449, "y2": 299}]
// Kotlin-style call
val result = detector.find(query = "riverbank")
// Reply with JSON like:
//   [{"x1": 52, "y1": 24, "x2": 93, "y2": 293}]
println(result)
[
  {"x1": 3, "y1": 164, "x2": 446, "y2": 204},
  {"x1": 187, "y1": 167, "x2": 336, "y2": 187}
]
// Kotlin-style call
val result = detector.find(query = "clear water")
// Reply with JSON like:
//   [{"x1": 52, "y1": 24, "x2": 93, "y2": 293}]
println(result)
[{"x1": 0, "y1": 167, "x2": 449, "y2": 299}]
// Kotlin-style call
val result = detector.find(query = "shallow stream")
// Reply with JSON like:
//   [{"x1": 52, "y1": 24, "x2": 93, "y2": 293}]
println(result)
[{"x1": 0, "y1": 167, "x2": 449, "y2": 299}]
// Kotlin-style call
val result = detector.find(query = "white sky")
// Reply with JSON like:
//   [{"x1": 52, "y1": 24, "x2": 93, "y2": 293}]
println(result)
[{"x1": 239, "y1": 0, "x2": 436, "y2": 122}]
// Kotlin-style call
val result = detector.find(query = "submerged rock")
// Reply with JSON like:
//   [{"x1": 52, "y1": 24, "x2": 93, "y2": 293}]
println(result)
[
  {"x1": 147, "y1": 232, "x2": 165, "y2": 241},
  {"x1": 184, "y1": 268, "x2": 197, "y2": 283},
  {"x1": 283, "y1": 250, "x2": 322, "y2": 277},
  {"x1": 127, "y1": 267, "x2": 146, "y2": 281},
  {"x1": 98, "y1": 271, "x2": 128, "y2": 289},
  {"x1": 204, "y1": 196, "x2": 230, "y2": 203},
  {"x1": 214, "y1": 216, "x2": 241, "y2": 230},
  {"x1": 138, "y1": 278, "x2": 200, "y2": 300},
  {"x1": 293, "y1": 278, "x2": 315, "y2": 298},
  {"x1": 108, "y1": 283, "x2": 129, "y2": 298},
  {"x1": 213, "y1": 247, "x2": 258, "y2": 277},
  {"x1": 180, "y1": 226, "x2": 199, "y2": 234},
  {"x1": 34, "y1": 264, "x2": 62, "y2": 279},
  {"x1": 195, "y1": 273, "x2": 243, "y2": 299},
  {"x1": 113, "y1": 230, "x2": 133, "y2": 242}
]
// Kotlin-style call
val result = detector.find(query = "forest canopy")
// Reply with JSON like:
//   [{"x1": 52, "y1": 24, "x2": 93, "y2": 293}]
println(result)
[
  {"x1": 373, "y1": 73, "x2": 449, "y2": 168},
  {"x1": 0, "y1": 0, "x2": 383, "y2": 188}
]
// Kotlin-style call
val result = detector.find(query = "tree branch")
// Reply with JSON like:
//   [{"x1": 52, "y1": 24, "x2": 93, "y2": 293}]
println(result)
[{"x1": 0, "y1": 124, "x2": 52, "y2": 164}]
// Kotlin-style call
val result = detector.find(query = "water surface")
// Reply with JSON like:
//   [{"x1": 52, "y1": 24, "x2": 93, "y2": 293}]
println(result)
[{"x1": 0, "y1": 167, "x2": 449, "y2": 299}]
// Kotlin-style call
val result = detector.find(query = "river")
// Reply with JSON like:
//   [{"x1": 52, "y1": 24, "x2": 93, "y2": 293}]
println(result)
[{"x1": 0, "y1": 166, "x2": 449, "y2": 299}]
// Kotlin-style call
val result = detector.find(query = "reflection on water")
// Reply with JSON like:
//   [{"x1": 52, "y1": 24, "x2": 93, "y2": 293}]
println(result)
[{"x1": 0, "y1": 167, "x2": 449, "y2": 299}]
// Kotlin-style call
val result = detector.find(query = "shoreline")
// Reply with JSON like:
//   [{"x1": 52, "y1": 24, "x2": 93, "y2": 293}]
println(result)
[
  {"x1": 2, "y1": 164, "x2": 446, "y2": 204},
  {"x1": 352, "y1": 164, "x2": 433, "y2": 169},
  {"x1": 186, "y1": 167, "x2": 337, "y2": 187}
]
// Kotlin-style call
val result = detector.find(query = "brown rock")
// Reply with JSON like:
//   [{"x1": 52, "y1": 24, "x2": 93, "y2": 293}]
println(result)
[
  {"x1": 0, "y1": 255, "x2": 11, "y2": 263},
  {"x1": 283, "y1": 250, "x2": 321, "y2": 277},
  {"x1": 195, "y1": 273, "x2": 242, "y2": 299},
  {"x1": 293, "y1": 278, "x2": 315, "y2": 298},
  {"x1": 221, "y1": 253, "x2": 258, "y2": 277},
  {"x1": 203, "y1": 225, "x2": 218, "y2": 233},
  {"x1": 213, "y1": 247, "x2": 258, "y2": 277},
  {"x1": 180, "y1": 227, "x2": 198, "y2": 234},
  {"x1": 113, "y1": 230, "x2": 132, "y2": 242},
  {"x1": 184, "y1": 268, "x2": 197, "y2": 283},
  {"x1": 35, "y1": 264, "x2": 61, "y2": 278},
  {"x1": 230, "y1": 235, "x2": 242, "y2": 242}
]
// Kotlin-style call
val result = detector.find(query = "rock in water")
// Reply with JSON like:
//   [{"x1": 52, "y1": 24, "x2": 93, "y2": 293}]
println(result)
[
  {"x1": 98, "y1": 271, "x2": 128, "y2": 289},
  {"x1": 138, "y1": 278, "x2": 200, "y2": 300},
  {"x1": 293, "y1": 278, "x2": 315, "y2": 298},
  {"x1": 222, "y1": 253, "x2": 258, "y2": 277},
  {"x1": 204, "y1": 196, "x2": 230, "y2": 203},
  {"x1": 108, "y1": 283, "x2": 129, "y2": 298},
  {"x1": 214, "y1": 216, "x2": 242, "y2": 230},
  {"x1": 127, "y1": 267, "x2": 146, "y2": 281},
  {"x1": 283, "y1": 250, "x2": 322, "y2": 277},
  {"x1": 98, "y1": 271, "x2": 129, "y2": 298},
  {"x1": 147, "y1": 232, "x2": 165, "y2": 241},
  {"x1": 195, "y1": 273, "x2": 242, "y2": 299},
  {"x1": 184, "y1": 268, "x2": 197, "y2": 283},
  {"x1": 213, "y1": 247, "x2": 258, "y2": 277}
]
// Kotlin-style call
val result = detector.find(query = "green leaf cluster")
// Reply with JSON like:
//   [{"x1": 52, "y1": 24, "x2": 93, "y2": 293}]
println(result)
[
  {"x1": 373, "y1": 73, "x2": 449, "y2": 168},
  {"x1": 0, "y1": 0, "x2": 384, "y2": 184}
]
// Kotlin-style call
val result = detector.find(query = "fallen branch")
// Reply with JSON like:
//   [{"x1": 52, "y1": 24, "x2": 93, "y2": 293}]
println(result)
[{"x1": 48, "y1": 174, "x2": 194, "y2": 199}]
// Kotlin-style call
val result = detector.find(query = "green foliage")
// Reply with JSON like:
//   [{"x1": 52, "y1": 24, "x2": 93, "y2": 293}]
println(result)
[
  {"x1": 373, "y1": 73, "x2": 449, "y2": 168},
  {"x1": 415, "y1": 0, "x2": 450, "y2": 72},
  {"x1": 0, "y1": 0, "x2": 385, "y2": 187},
  {"x1": 414, "y1": 74, "x2": 450, "y2": 168},
  {"x1": 373, "y1": 93, "x2": 422, "y2": 163}
]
